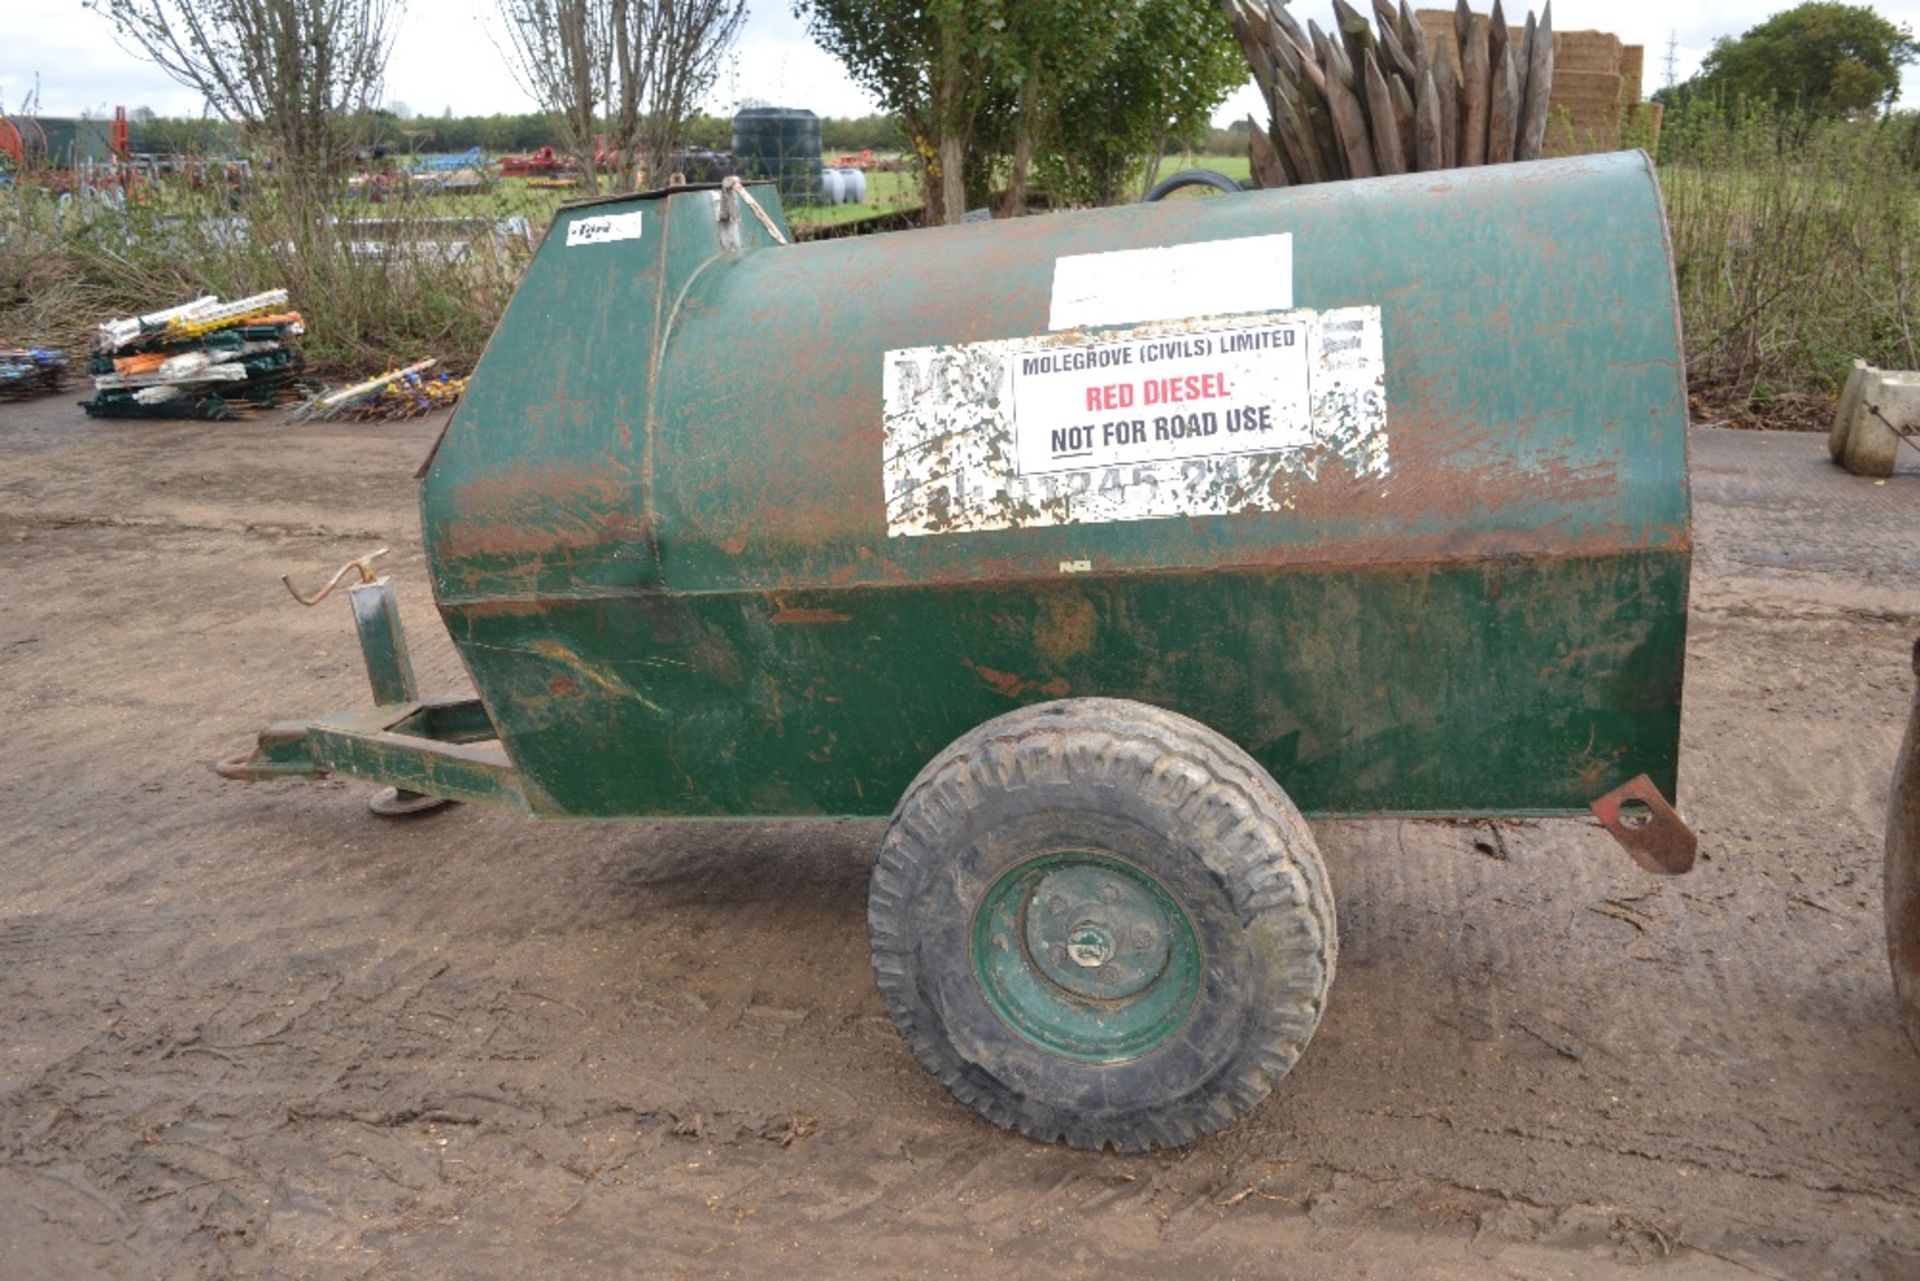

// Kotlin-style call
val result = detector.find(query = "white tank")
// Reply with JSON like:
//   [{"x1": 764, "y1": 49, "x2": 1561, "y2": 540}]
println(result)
[
  {"x1": 839, "y1": 168, "x2": 867, "y2": 204},
  {"x1": 819, "y1": 167, "x2": 844, "y2": 206}
]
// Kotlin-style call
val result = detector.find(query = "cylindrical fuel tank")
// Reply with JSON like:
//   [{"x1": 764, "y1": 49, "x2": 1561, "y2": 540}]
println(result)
[
  {"x1": 819, "y1": 166, "x2": 844, "y2": 205},
  {"x1": 839, "y1": 167, "x2": 867, "y2": 203},
  {"x1": 422, "y1": 153, "x2": 1691, "y2": 821},
  {"x1": 732, "y1": 106, "x2": 821, "y2": 205}
]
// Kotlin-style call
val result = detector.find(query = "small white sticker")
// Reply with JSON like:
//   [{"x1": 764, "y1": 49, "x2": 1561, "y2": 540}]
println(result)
[
  {"x1": 882, "y1": 307, "x2": 1387, "y2": 538},
  {"x1": 566, "y1": 210, "x2": 644, "y2": 247},
  {"x1": 1048, "y1": 234, "x2": 1292, "y2": 330}
]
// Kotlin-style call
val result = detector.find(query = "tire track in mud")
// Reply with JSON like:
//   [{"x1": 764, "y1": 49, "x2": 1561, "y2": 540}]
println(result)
[
  {"x1": 4, "y1": 405, "x2": 1920, "y2": 1277},
  {"x1": 0, "y1": 510, "x2": 396, "y2": 545}
]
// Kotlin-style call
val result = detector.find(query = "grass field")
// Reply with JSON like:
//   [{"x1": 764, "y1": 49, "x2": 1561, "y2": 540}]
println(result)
[
  {"x1": 1157, "y1": 152, "x2": 1252, "y2": 184},
  {"x1": 784, "y1": 166, "x2": 919, "y2": 227}
]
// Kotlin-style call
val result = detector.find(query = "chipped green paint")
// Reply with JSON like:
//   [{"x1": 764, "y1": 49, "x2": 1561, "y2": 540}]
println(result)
[
  {"x1": 347, "y1": 578, "x2": 418, "y2": 706},
  {"x1": 219, "y1": 699, "x2": 530, "y2": 810},
  {"x1": 435, "y1": 551, "x2": 1684, "y2": 817}
]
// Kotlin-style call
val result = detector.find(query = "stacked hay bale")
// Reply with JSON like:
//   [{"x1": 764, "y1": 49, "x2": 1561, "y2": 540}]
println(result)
[
  {"x1": 1225, "y1": 0, "x2": 1557, "y2": 185},
  {"x1": 1413, "y1": 12, "x2": 1657, "y2": 156},
  {"x1": 1549, "y1": 29, "x2": 1658, "y2": 156},
  {"x1": 84, "y1": 292, "x2": 307, "y2": 420}
]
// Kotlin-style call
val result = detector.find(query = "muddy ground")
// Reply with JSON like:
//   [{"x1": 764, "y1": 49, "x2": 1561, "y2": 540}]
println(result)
[{"x1": 1, "y1": 401, "x2": 1917, "y2": 1280}]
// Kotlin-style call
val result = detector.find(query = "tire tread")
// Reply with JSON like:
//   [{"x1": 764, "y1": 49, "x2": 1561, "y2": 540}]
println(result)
[{"x1": 870, "y1": 699, "x2": 1335, "y2": 1152}]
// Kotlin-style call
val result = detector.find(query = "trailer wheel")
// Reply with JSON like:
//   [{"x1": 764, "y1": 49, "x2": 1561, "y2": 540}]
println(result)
[{"x1": 869, "y1": 698, "x2": 1335, "y2": 1151}]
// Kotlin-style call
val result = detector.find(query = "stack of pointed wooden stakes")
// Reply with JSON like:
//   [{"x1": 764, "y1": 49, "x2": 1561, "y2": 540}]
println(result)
[{"x1": 1224, "y1": 0, "x2": 1555, "y2": 185}]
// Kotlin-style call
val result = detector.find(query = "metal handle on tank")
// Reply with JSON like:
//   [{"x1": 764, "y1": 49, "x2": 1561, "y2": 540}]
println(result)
[{"x1": 281, "y1": 548, "x2": 389, "y2": 607}]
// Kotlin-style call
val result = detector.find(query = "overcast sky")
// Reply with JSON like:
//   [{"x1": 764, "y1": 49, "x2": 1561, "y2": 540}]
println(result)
[{"x1": 6, "y1": 1, "x2": 1918, "y2": 124}]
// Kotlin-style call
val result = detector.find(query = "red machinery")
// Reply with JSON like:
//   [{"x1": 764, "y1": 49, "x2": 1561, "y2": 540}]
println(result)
[
  {"x1": 1, "y1": 107, "x2": 134, "y2": 193},
  {"x1": 498, "y1": 145, "x2": 568, "y2": 178}
]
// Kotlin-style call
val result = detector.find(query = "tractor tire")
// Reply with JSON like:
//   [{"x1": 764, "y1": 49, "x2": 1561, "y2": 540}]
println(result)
[{"x1": 869, "y1": 698, "x2": 1335, "y2": 1152}]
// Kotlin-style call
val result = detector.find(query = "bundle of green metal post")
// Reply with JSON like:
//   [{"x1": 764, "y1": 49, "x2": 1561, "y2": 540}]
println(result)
[
  {"x1": 1223, "y1": 0, "x2": 1556, "y2": 185},
  {"x1": 82, "y1": 291, "x2": 308, "y2": 420}
]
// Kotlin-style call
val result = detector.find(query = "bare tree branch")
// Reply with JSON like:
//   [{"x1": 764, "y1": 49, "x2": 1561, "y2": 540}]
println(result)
[
  {"x1": 88, "y1": 0, "x2": 398, "y2": 184},
  {"x1": 619, "y1": 0, "x2": 747, "y2": 191},
  {"x1": 499, "y1": 0, "x2": 743, "y2": 196},
  {"x1": 495, "y1": 0, "x2": 613, "y2": 192}
]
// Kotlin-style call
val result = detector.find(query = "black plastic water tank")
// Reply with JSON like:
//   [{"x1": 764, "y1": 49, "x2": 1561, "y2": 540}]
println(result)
[{"x1": 731, "y1": 107, "x2": 823, "y2": 205}]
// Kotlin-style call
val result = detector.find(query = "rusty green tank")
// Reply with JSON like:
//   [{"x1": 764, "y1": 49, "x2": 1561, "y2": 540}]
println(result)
[
  {"x1": 414, "y1": 153, "x2": 1689, "y2": 822},
  {"x1": 221, "y1": 154, "x2": 1697, "y2": 1151}
]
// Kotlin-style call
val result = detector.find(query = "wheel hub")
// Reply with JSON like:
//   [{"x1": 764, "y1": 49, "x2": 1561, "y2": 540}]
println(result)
[
  {"x1": 1065, "y1": 923, "x2": 1113, "y2": 968},
  {"x1": 1024, "y1": 864, "x2": 1176, "y2": 1000},
  {"x1": 971, "y1": 851, "x2": 1201, "y2": 1063}
]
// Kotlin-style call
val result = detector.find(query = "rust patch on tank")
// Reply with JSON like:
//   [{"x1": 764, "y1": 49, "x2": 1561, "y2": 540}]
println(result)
[
  {"x1": 442, "y1": 464, "x2": 644, "y2": 561},
  {"x1": 1033, "y1": 594, "x2": 1098, "y2": 665},
  {"x1": 771, "y1": 606, "x2": 853, "y2": 625},
  {"x1": 966, "y1": 660, "x2": 1070, "y2": 701}
]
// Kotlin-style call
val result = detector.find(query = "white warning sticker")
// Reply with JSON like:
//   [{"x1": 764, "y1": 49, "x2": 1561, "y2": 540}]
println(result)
[
  {"x1": 882, "y1": 307, "x2": 1388, "y2": 537},
  {"x1": 1047, "y1": 234, "x2": 1293, "y2": 330},
  {"x1": 565, "y1": 209, "x2": 644, "y2": 247}
]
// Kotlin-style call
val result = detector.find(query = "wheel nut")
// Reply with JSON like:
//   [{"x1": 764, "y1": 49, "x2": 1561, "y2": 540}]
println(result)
[{"x1": 1066, "y1": 923, "x2": 1114, "y2": 968}]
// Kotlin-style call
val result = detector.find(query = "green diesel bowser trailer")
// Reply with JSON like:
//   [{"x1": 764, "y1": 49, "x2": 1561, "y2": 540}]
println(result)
[{"x1": 221, "y1": 154, "x2": 1697, "y2": 1151}]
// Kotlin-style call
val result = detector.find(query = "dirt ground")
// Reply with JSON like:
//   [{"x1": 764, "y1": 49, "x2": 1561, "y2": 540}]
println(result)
[{"x1": 1, "y1": 399, "x2": 1917, "y2": 1280}]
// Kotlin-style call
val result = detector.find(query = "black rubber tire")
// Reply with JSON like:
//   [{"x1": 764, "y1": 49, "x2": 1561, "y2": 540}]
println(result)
[
  {"x1": 1140, "y1": 168, "x2": 1247, "y2": 201},
  {"x1": 869, "y1": 698, "x2": 1336, "y2": 1152}
]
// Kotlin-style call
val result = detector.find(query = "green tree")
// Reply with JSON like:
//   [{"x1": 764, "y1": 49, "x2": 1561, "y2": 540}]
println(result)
[
  {"x1": 1692, "y1": 2, "x2": 1918, "y2": 117},
  {"x1": 796, "y1": 0, "x2": 1243, "y2": 220},
  {"x1": 794, "y1": 0, "x2": 1006, "y2": 223},
  {"x1": 820, "y1": 114, "x2": 907, "y2": 151},
  {"x1": 1041, "y1": 0, "x2": 1245, "y2": 206},
  {"x1": 993, "y1": 0, "x2": 1129, "y2": 216},
  {"x1": 497, "y1": 0, "x2": 612, "y2": 191},
  {"x1": 89, "y1": 0, "x2": 398, "y2": 188}
]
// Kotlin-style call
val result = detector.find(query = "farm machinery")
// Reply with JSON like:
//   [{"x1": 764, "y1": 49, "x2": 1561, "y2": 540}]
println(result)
[{"x1": 219, "y1": 154, "x2": 1697, "y2": 1149}]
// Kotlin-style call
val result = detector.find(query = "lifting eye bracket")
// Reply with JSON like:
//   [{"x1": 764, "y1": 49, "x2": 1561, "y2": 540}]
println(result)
[
  {"x1": 282, "y1": 548, "x2": 390, "y2": 607},
  {"x1": 1590, "y1": 774, "x2": 1697, "y2": 875}
]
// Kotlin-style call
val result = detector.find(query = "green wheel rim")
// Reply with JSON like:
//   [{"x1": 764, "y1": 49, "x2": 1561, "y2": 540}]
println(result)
[{"x1": 970, "y1": 851, "x2": 1202, "y2": 1064}]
